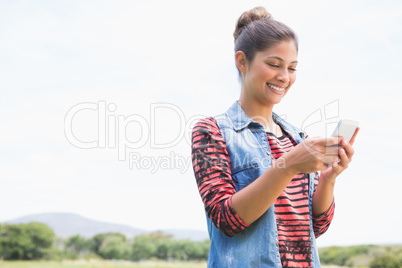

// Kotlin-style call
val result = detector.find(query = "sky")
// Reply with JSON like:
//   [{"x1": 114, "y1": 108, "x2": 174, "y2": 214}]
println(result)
[{"x1": 1, "y1": 0, "x2": 402, "y2": 247}]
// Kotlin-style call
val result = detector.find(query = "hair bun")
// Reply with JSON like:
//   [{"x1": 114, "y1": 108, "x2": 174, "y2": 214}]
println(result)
[{"x1": 234, "y1": 6, "x2": 272, "y2": 41}]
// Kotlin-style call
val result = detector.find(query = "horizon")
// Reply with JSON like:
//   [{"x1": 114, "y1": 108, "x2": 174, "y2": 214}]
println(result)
[
  {"x1": 3, "y1": 211, "x2": 207, "y2": 232},
  {"x1": 4, "y1": 211, "x2": 402, "y2": 248}
]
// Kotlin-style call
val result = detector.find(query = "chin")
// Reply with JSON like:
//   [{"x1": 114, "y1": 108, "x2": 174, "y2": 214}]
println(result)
[{"x1": 269, "y1": 93, "x2": 286, "y2": 103}]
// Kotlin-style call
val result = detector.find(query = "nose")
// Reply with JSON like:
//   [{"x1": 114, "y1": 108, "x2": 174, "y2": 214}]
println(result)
[{"x1": 276, "y1": 68, "x2": 290, "y2": 85}]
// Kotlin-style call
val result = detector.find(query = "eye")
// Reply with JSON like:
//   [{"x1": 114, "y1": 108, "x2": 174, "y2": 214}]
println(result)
[
  {"x1": 268, "y1": 63, "x2": 279, "y2": 68},
  {"x1": 288, "y1": 67, "x2": 297, "y2": 72}
]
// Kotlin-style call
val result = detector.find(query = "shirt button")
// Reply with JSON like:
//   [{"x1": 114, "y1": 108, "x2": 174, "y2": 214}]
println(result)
[
  {"x1": 276, "y1": 242, "x2": 279, "y2": 247},
  {"x1": 266, "y1": 151, "x2": 271, "y2": 156}
]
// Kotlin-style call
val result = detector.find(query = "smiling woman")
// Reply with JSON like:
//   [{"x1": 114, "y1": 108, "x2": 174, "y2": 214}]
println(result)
[{"x1": 191, "y1": 6, "x2": 359, "y2": 268}]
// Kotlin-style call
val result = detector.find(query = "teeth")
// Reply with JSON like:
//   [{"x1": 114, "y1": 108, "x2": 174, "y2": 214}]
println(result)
[{"x1": 267, "y1": 83, "x2": 285, "y2": 92}]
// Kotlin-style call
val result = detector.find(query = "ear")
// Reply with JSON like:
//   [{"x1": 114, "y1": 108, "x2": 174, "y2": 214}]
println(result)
[{"x1": 235, "y1": 51, "x2": 248, "y2": 74}]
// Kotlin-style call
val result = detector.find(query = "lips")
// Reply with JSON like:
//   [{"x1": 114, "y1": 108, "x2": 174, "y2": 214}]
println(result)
[{"x1": 267, "y1": 83, "x2": 286, "y2": 94}]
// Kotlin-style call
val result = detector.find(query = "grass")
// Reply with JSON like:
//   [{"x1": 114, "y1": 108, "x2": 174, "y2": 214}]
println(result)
[
  {"x1": 0, "y1": 261, "x2": 349, "y2": 268},
  {"x1": 0, "y1": 260, "x2": 207, "y2": 268}
]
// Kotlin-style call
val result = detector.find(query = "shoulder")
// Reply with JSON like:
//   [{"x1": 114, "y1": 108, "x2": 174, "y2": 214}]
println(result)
[
  {"x1": 191, "y1": 117, "x2": 227, "y2": 150},
  {"x1": 191, "y1": 117, "x2": 225, "y2": 146},
  {"x1": 192, "y1": 117, "x2": 221, "y2": 136}
]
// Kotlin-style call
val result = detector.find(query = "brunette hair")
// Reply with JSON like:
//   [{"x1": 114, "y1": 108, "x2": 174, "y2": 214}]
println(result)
[{"x1": 234, "y1": 7, "x2": 298, "y2": 74}]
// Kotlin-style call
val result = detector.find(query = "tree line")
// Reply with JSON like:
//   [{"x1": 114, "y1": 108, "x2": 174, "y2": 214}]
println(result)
[
  {"x1": 319, "y1": 245, "x2": 402, "y2": 268},
  {"x1": 0, "y1": 222, "x2": 209, "y2": 261},
  {"x1": 2, "y1": 222, "x2": 402, "y2": 267}
]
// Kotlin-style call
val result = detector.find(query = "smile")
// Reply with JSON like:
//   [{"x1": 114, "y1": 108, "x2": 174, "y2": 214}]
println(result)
[{"x1": 267, "y1": 83, "x2": 286, "y2": 92}]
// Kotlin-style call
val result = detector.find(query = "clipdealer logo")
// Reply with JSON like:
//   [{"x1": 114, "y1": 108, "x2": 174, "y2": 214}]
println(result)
[
  {"x1": 64, "y1": 99, "x2": 343, "y2": 172},
  {"x1": 64, "y1": 101, "x2": 201, "y2": 173}
]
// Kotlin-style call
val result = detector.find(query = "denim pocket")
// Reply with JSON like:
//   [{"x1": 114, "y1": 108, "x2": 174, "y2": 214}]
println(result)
[{"x1": 232, "y1": 162, "x2": 261, "y2": 191}]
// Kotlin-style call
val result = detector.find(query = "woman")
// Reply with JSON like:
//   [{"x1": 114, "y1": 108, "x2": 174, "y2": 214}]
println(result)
[{"x1": 191, "y1": 6, "x2": 358, "y2": 268}]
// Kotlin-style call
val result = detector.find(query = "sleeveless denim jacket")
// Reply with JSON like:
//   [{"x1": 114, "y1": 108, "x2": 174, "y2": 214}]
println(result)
[{"x1": 206, "y1": 101, "x2": 321, "y2": 267}]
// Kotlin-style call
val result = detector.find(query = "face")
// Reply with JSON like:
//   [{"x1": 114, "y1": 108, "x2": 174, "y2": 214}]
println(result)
[{"x1": 238, "y1": 40, "x2": 298, "y2": 107}]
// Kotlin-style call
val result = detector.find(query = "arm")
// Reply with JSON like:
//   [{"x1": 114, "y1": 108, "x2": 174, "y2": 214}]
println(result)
[
  {"x1": 310, "y1": 171, "x2": 335, "y2": 238},
  {"x1": 232, "y1": 136, "x2": 344, "y2": 225},
  {"x1": 191, "y1": 118, "x2": 249, "y2": 237},
  {"x1": 231, "y1": 159, "x2": 299, "y2": 224},
  {"x1": 312, "y1": 128, "x2": 359, "y2": 217}
]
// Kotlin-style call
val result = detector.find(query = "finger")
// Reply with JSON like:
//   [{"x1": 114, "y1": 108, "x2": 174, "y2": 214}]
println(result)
[
  {"x1": 322, "y1": 154, "x2": 340, "y2": 164},
  {"x1": 325, "y1": 144, "x2": 344, "y2": 155},
  {"x1": 331, "y1": 160, "x2": 339, "y2": 169},
  {"x1": 349, "y1": 127, "x2": 360, "y2": 146},
  {"x1": 326, "y1": 136, "x2": 344, "y2": 147},
  {"x1": 341, "y1": 140, "x2": 355, "y2": 158},
  {"x1": 337, "y1": 148, "x2": 350, "y2": 167},
  {"x1": 331, "y1": 149, "x2": 349, "y2": 174},
  {"x1": 319, "y1": 162, "x2": 331, "y2": 171},
  {"x1": 331, "y1": 160, "x2": 343, "y2": 175}
]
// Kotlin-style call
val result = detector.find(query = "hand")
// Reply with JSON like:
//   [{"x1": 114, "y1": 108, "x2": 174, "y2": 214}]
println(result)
[
  {"x1": 283, "y1": 136, "x2": 344, "y2": 174},
  {"x1": 321, "y1": 127, "x2": 360, "y2": 181}
]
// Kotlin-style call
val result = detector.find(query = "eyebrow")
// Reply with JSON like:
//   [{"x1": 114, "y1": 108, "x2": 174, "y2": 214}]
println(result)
[{"x1": 266, "y1": 56, "x2": 298, "y2": 64}]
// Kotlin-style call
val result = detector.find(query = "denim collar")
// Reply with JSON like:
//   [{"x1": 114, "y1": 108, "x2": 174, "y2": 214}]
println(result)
[{"x1": 225, "y1": 100, "x2": 305, "y2": 140}]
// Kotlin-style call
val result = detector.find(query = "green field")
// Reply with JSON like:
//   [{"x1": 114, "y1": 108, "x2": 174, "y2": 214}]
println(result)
[{"x1": 0, "y1": 261, "x2": 207, "y2": 268}]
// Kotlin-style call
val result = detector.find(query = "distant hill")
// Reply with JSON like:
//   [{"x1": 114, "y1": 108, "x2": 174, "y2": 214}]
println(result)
[
  {"x1": 5, "y1": 212, "x2": 145, "y2": 238},
  {"x1": 3, "y1": 212, "x2": 208, "y2": 241}
]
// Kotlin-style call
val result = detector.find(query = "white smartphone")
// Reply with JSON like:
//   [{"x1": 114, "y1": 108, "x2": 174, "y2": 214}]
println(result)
[
  {"x1": 331, "y1": 119, "x2": 359, "y2": 142},
  {"x1": 324, "y1": 119, "x2": 359, "y2": 165}
]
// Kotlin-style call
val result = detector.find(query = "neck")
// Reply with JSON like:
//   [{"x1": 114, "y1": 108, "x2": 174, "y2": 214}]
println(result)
[{"x1": 237, "y1": 96, "x2": 275, "y2": 130}]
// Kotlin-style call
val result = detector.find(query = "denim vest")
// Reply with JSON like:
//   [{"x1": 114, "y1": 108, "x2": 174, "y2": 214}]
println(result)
[{"x1": 206, "y1": 101, "x2": 321, "y2": 267}]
